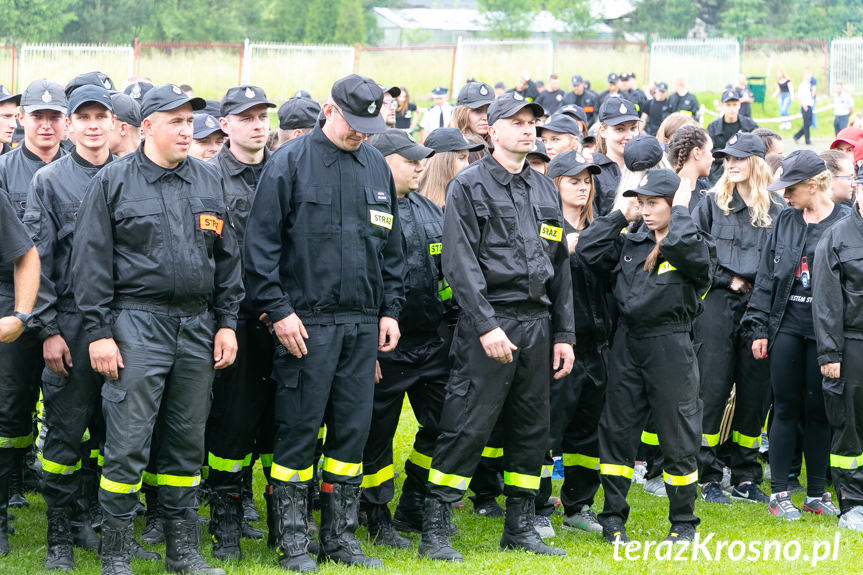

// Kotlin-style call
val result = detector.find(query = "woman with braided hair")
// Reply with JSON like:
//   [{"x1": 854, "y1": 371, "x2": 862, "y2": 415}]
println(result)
[{"x1": 668, "y1": 125, "x2": 713, "y2": 212}]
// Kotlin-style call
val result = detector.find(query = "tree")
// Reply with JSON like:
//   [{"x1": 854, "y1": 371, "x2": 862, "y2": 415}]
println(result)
[
  {"x1": 477, "y1": 0, "x2": 542, "y2": 39},
  {"x1": 0, "y1": 0, "x2": 76, "y2": 42},
  {"x1": 718, "y1": 0, "x2": 773, "y2": 39},
  {"x1": 304, "y1": 0, "x2": 337, "y2": 44},
  {"x1": 332, "y1": 0, "x2": 366, "y2": 45},
  {"x1": 545, "y1": 0, "x2": 596, "y2": 39}
]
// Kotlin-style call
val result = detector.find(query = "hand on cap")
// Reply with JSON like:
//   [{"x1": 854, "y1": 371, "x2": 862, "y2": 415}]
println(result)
[{"x1": 672, "y1": 176, "x2": 692, "y2": 208}]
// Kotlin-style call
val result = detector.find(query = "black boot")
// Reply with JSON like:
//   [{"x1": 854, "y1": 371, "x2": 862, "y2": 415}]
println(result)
[
  {"x1": 0, "y1": 476, "x2": 9, "y2": 556},
  {"x1": 241, "y1": 467, "x2": 260, "y2": 522},
  {"x1": 45, "y1": 508, "x2": 75, "y2": 570},
  {"x1": 318, "y1": 483, "x2": 382, "y2": 567},
  {"x1": 241, "y1": 520, "x2": 263, "y2": 539},
  {"x1": 272, "y1": 483, "x2": 317, "y2": 573},
  {"x1": 141, "y1": 486, "x2": 164, "y2": 544},
  {"x1": 100, "y1": 516, "x2": 134, "y2": 575},
  {"x1": 367, "y1": 504, "x2": 410, "y2": 548},
  {"x1": 393, "y1": 484, "x2": 458, "y2": 536},
  {"x1": 8, "y1": 455, "x2": 28, "y2": 508},
  {"x1": 72, "y1": 507, "x2": 101, "y2": 550},
  {"x1": 499, "y1": 496, "x2": 565, "y2": 556},
  {"x1": 209, "y1": 488, "x2": 242, "y2": 560},
  {"x1": 164, "y1": 509, "x2": 226, "y2": 575},
  {"x1": 131, "y1": 537, "x2": 161, "y2": 561},
  {"x1": 418, "y1": 497, "x2": 462, "y2": 562}
]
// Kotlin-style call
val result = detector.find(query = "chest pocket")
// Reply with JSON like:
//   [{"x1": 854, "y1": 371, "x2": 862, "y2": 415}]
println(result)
[
  {"x1": 713, "y1": 224, "x2": 736, "y2": 263},
  {"x1": 55, "y1": 202, "x2": 80, "y2": 240},
  {"x1": 535, "y1": 205, "x2": 563, "y2": 243},
  {"x1": 294, "y1": 185, "x2": 333, "y2": 237},
  {"x1": 839, "y1": 246, "x2": 863, "y2": 294},
  {"x1": 477, "y1": 201, "x2": 517, "y2": 248},
  {"x1": 114, "y1": 198, "x2": 163, "y2": 251},
  {"x1": 10, "y1": 191, "x2": 27, "y2": 220},
  {"x1": 190, "y1": 197, "x2": 226, "y2": 255},
  {"x1": 366, "y1": 187, "x2": 392, "y2": 239}
]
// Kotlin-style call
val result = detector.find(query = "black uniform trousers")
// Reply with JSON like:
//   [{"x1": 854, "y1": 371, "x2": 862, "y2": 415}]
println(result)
[
  {"x1": 598, "y1": 328, "x2": 701, "y2": 527},
  {"x1": 825, "y1": 339, "x2": 863, "y2": 513},
  {"x1": 271, "y1": 323, "x2": 377, "y2": 488},
  {"x1": 99, "y1": 308, "x2": 216, "y2": 521},
  {"x1": 695, "y1": 288, "x2": 769, "y2": 485},
  {"x1": 205, "y1": 316, "x2": 275, "y2": 488},
  {"x1": 536, "y1": 351, "x2": 606, "y2": 516},
  {"x1": 0, "y1": 292, "x2": 42, "y2": 479},
  {"x1": 428, "y1": 315, "x2": 551, "y2": 502},
  {"x1": 360, "y1": 336, "x2": 448, "y2": 506},
  {"x1": 41, "y1": 307, "x2": 104, "y2": 509}
]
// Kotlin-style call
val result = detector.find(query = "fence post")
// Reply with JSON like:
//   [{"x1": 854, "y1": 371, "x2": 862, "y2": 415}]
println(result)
[
  {"x1": 449, "y1": 45, "x2": 457, "y2": 96},
  {"x1": 11, "y1": 45, "x2": 16, "y2": 91},
  {"x1": 353, "y1": 43, "x2": 360, "y2": 74},
  {"x1": 133, "y1": 37, "x2": 139, "y2": 76},
  {"x1": 241, "y1": 38, "x2": 250, "y2": 85}
]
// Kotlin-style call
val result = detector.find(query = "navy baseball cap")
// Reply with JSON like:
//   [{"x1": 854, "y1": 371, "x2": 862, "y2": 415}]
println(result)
[
  {"x1": 656, "y1": 81, "x2": 669, "y2": 92},
  {"x1": 381, "y1": 85, "x2": 401, "y2": 98},
  {"x1": 620, "y1": 72, "x2": 632, "y2": 81},
  {"x1": 607, "y1": 73, "x2": 619, "y2": 84},
  {"x1": 537, "y1": 114, "x2": 582, "y2": 138},
  {"x1": 0, "y1": 85, "x2": 19, "y2": 105},
  {"x1": 622, "y1": 169, "x2": 681, "y2": 198},
  {"x1": 330, "y1": 74, "x2": 386, "y2": 134},
  {"x1": 527, "y1": 139, "x2": 550, "y2": 163},
  {"x1": 712, "y1": 132, "x2": 766, "y2": 159},
  {"x1": 21, "y1": 80, "x2": 66, "y2": 114},
  {"x1": 624, "y1": 134, "x2": 665, "y2": 171},
  {"x1": 140, "y1": 84, "x2": 206, "y2": 118},
  {"x1": 293, "y1": 89, "x2": 312, "y2": 99},
  {"x1": 548, "y1": 150, "x2": 600, "y2": 178},
  {"x1": 369, "y1": 129, "x2": 434, "y2": 161},
  {"x1": 557, "y1": 104, "x2": 587, "y2": 124},
  {"x1": 220, "y1": 85, "x2": 275, "y2": 116},
  {"x1": 486, "y1": 92, "x2": 543, "y2": 126},
  {"x1": 67, "y1": 85, "x2": 114, "y2": 115},
  {"x1": 767, "y1": 150, "x2": 828, "y2": 192},
  {"x1": 571, "y1": 75, "x2": 584, "y2": 86},
  {"x1": 110, "y1": 92, "x2": 142, "y2": 127},
  {"x1": 278, "y1": 97, "x2": 321, "y2": 130},
  {"x1": 193, "y1": 114, "x2": 225, "y2": 139},
  {"x1": 65, "y1": 71, "x2": 114, "y2": 97},
  {"x1": 423, "y1": 128, "x2": 485, "y2": 153},
  {"x1": 457, "y1": 81, "x2": 494, "y2": 109},
  {"x1": 124, "y1": 81, "x2": 153, "y2": 102},
  {"x1": 598, "y1": 97, "x2": 639, "y2": 126},
  {"x1": 431, "y1": 86, "x2": 448, "y2": 97},
  {"x1": 721, "y1": 89, "x2": 740, "y2": 103}
]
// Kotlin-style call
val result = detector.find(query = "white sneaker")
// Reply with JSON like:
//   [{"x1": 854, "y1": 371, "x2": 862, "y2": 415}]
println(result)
[
  {"x1": 643, "y1": 475, "x2": 667, "y2": 498},
  {"x1": 533, "y1": 514, "x2": 555, "y2": 539},
  {"x1": 838, "y1": 506, "x2": 863, "y2": 530},
  {"x1": 633, "y1": 463, "x2": 647, "y2": 485}
]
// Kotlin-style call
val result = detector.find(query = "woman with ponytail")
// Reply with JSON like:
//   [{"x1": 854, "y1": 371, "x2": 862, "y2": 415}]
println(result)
[
  {"x1": 691, "y1": 132, "x2": 785, "y2": 506},
  {"x1": 668, "y1": 125, "x2": 713, "y2": 211},
  {"x1": 579, "y1": 169, "x2": 715, "y2": 544}
]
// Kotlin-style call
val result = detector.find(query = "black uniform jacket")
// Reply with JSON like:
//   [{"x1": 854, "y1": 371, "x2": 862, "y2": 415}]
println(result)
[
  {"x1": 71, "y1": 146, "x2": 244, "y2": 342},
  {"x1": 692, "y1": 189, "x2": 785, "y2": 289},
  {"x1": 591, "y1": 152, "x2": 620, "y2": 217},
  {"x1": 578, "y1": 207, "x2": 716, "y2": 338},
  {"x1": 441, "y1": 153, "x2": 575, "y2": 344},
  {"x1": 24, "y1": 151, "x2": 114, "y2": 340},
  {"x1": 214, "y1": 142, "x2": 271, "y2": 255},
  {"x1": 562, "y1": 90, "x2": 599, "y2": 125},
  {"x1": 813, "y1": 208, "x2": 863, "y2": 364},
  {"x1": 667, "y1": 92, "x2": 700, "y2": 121},
  {"x1": 243, "y1": 123, "x2": 405, "y2": 326},
  {"x1": 742, "y1": 204, "x2": 850, "y2": 346}
]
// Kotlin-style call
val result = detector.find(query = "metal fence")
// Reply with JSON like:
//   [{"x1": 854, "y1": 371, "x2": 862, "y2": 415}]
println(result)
[
  {"x1": 0, "y1": 46, "x2": 13, "y2": 88},
  {"x1": 134, "y1": 41, "x2": 243, "y2": 97},
  {"x1": 555, "y1": 40, "x2": 648, "y2": 89},
  {"x1": 831, "y1": 38, "x2": 863, "y2": 95},
  {"x1": 18, "y1": 43, "x2": 133, "y2": 89},
  {"x1": 355, "y1": 45, "x2": 457, "y2": 102},
  {"x1": 649, "y1": 39, "x2": 740, "y2": 93},
  {"x1": 453, "y1": 38, "x2": 553, "y2": 89}
]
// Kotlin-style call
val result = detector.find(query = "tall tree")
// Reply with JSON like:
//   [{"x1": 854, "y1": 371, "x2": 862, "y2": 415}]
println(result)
[
  {"x1": 0, "y1": 0, "x2": 76, "y2": 42},
  {"x1": 333, "y1": 0, "x2": 366, "y2": 45},
  {"x1": 477, "y1": 0, "x2": 541, "y2": 39},
  {"x1": 545, "y1": 0, "x2": 596, "y2": 38}
]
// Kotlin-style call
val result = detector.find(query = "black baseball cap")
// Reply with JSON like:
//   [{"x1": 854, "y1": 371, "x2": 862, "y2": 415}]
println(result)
[
  {"x1": 67, "y1": 85, "x2": 114, "y2": 115},
  {"x1": 623, "y1": 169, "x2": 681, "y2": 198},
  {"x1": 221, "y1": 85, "x2": 275, "y2": 116},
  {"x1": 548, "y1": 149, "x2": 600, "y2": 178},
  {"x1": 598, "y1": 97, "x2": 639, "y2": 126},
  {"x1": 65, "y1": 71, "x2": 114, "y2": 97},
  {"x1": 721, "y1": 89, "x2": 740, "y2": 103},
  {"x1": 330, "y1": 74, "x2": 386, "y2": 134},
  {"x1": 193, "y1": 114, "x2": 225, "y2": 139},
  {"x1": 0, "y1": 85, "x2": 20, "y2": 105},
  {"x1": 123, "y1": 81, "x2": 153, "y2": 102},
  {"x1": 278, "y1": 98, "x2": 321, "y2": 130},
  {"x1": 381, "y1": 85, "x2": 401, "y2": 98},
  {"x1": 527, "y1": 139, "x2": 550, "y2": 163},
  {"x1": 494, "y1": 81, "x2": 506, "y2": 90},
  {"x1": 293, "y1": 89, "x2": 312, "y2": 99},
  {"x1": 656, "y1": 81, "x2": 669, "y2": 92},
  {"x1": 571, "y1": 75, "x2": 584, "y2": 86},
  {"x1": 21, "y1": 79, "x2": 67, "y2": 114},
  {"x1": 767, "y1": 150, "x2": 828, "y2": 192},
  {"x1": 607, "y1": 73, "x2": 619, "y2": 84},
  {"x1": 854, "y1": 163, "x2": 863, "y2": 185},
  {"x1": 457, "y1": 81, "x2": 494, "y2": 109},
  {"x1": 423, "y1": 128, "x2": 484, "y2": 153},
  {"x1": 486, "y1": 92, "x2": 543, "y2": 126},
  {"x1": 431, "y1": 86, "x2": 448, "y2": 97},
  {"x1": 140, "y1": 84, "x2": 206, "y2": 118},
  {"x1": 203, "y1": 99, "x2": 221, "y2": 118},
  {"x1": 110, "y1": 92, "x2": 142, "y2": 127},
  {"x1": 624, "y1": 134, "x2": 665, "y2": 171},
  {"x1": 557, "y1": 104, "x2": 587, "y2": 124},
  {"x1": 537, "y1": 114, "x2": 582, "y2": 138},
  {"x1": 712, "y1": 132, "x2": 765, "y2": 159},
  {"x1": 620, "y1": 72, "x2": 632, "y2": 81},
  {"x1": 369, "y1": 128, "x2": 434, "y2": 161}
]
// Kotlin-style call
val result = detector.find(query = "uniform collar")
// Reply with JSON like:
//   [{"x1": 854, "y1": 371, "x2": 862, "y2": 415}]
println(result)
[
  {"x1": 482, "y1": 152, "x2": 533, "y2": 187},
  {"x1": 135, "y1": 144, "x2": 194, "y2": 184},
  {"x1": 727, "y1": 188, "x2": 749, "y2": 212},
  {"x1": 591, "y1": 152, "x2": 615, "y2": 168},
  {"x1": 218, "y1": 141, "x2": 270, "y2": 176},
  {"x1": 311, "y1": 121, "x2": 367, "y2": 168},
  {"x1": 21, "y1": 142, "x2": 63, "y2": 164},
  {"x1": 71, "y1": 148, "x2": 113, "y2": 170}
]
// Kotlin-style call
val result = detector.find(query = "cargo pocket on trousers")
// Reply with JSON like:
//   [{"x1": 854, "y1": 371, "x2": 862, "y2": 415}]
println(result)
[
  {"x1": 674, "y1": 397, "x2": 702, "y2": 461},
  {"x1": 101, "y1": 382, "x2": 126, "y2": 404},
  {"x1": 438, "y1": 376, "x2": 471, "y2": 434},
  {"x1": 271, "y1": 360, "x2": 302, "y2": 390},
  {"x1": 822, "y1": 377, "x2": 846, "y2": 428}
]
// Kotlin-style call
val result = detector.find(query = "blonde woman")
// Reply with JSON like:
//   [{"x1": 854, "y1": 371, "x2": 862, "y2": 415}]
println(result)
[
  {"x1": 418, "y1": 128, "x2": 483, "y2": 208},
  {"x1": 592, "y1": 97, "x2": 640, "y2": 216},
  {"x1": 692, "y1": 132, "x2": 784, "y2": 506}
]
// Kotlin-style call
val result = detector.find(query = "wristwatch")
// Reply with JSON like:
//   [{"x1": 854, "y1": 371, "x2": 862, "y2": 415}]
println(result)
[{"x1": 12, "y1": 311, "x2": 33, "y2": 328}]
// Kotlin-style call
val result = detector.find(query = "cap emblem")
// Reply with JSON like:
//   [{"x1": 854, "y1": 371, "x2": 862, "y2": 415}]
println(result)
[
  {"x1": 619, "y1": 103, "x2": 627, "y2": 114},
  {"x1": 172, "y1": 85, "x2": 182, "y2": 95},
  {"x1": 513, "y1": 93, "x2": 524, "y2": 101},
  {"x1": 294, "y1": 90, "x2": 302, "y2": 98},
  {"x1": 245, "y1": 87, "x2": 255, "y2": 99},
  {"x1": 42, "y1": 90, "x2": 52, "y2": 103},
  {"x1": 131, "y1": 84, "x2": 141, "y2": 98},
  {"x1": 531, "y1": 142, "x2": 538, "y2": 152},
  {"x1": 407, "y1": 132, "x2": 417, "y2": 143},
  {"x1": 729, "y1": 135, "x2": 738, "y2": 145},
  {"x1": 367, "y1": 101, "x2": 377, "y2": 114},
  {"x1": 479, "y1": 85, "x2": 489, "y2": 96},
  {"x1": 103, "y1": 79, "x2": 111, "y2": 89},
  {"x1": 575, "y1": 152, "x2": 585, "y2": 163},
  {"x1": 640, "y1": 174, "x2": 649, "y2": 187},
  {"x1": 205, "y1": 117, "x2": 216, "y2": 128},
  {"x1": 1, "y1": 86, "x2": 8, "y2": 95}
]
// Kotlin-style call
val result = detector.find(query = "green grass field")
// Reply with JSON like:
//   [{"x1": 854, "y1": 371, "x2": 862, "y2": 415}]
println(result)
[{"x1": 3, "y1": 401, "x2": 862, "y2": 574}]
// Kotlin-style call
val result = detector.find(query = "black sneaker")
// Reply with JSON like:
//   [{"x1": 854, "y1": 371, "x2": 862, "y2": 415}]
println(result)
[
  {"x1": 700, "y1": 482, "x2": 730, "y2": 505},
  {"x1": 665, "y1": 523, "x2": 696, "y2": 543},
  {"x1": 473, "y1": 499, "x2": 504, "y2": 518},
  {"x1": 601, "y1": 517, "x2": 629, "y2": 544},
  {"x1": 729, "y1": 482, "x2": 770, "y2": 504}
]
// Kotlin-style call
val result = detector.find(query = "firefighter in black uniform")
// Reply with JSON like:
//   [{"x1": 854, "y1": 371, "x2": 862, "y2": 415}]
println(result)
[
  {"x1": 71, "y1": 84, "x2": 243, "y2": 575},
  {"x1": 0, "y1": 79, "x2": 67, "y2": 511},
  {"x1": 0, "y1": 191, "x2": 40, "y2": 556},
  {"x1": 814, "y1": 191, "x2": 863, "y2": 531},
  {"x1": 362, "y1": 129, "x2": 449, "y2": 548},
  {"x1": 562, "y1": 76, "x2": 598, "y2": 126},
  {"x1": 203, "y1": 84, "x2": 275, "y2": 561},
  {"x1": 0, "y1": 86, "x2": 19, "y2": 155},
  {"x1": 25, "y1": 85, "x2": 158, "y2": 570},
  {"x1": 243, "y1": 74, "x2": 405, "y2": 572},
  {"x1": 578, "y1": 169, "x2": 715, "y2": 544},
  {"x1": 419, "y1": 92, "x2": 575, "y2": 562}
]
